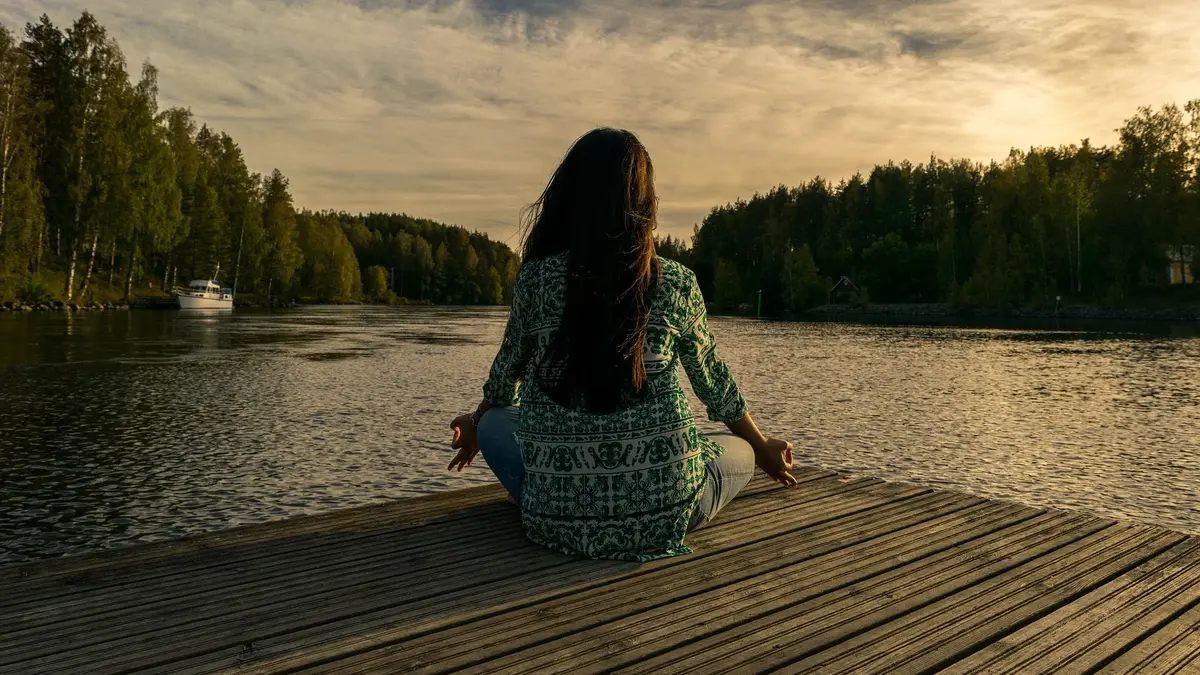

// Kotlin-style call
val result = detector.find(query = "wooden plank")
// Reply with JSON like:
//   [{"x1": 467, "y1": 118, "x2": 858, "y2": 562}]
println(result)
[
  {"x1": 615, "y1": 511, "x2": 1111, "y2": 674},
  {"x1": 490, "y1": 510, "x2": 1079, "y2": 675},
  {"x1": 741, "y1": 469, "x2": 838, "y2": 497},
  {"x1": 941, "y1": 536, "x2": 1200, "y2": 674},
  {"x1": 95, "y1": 480, "x2": 915, "y2": 675},
  {"x1": 0, "y1": 484, "x2": 507, "y2": 606},
  {"x1": 0, "y1": 474, "x2": 895, "y2": 674},
  {"x1": 172, "y1": 485, "x2": 934, "y2": 675},
  {"x1": 278, "y1": 490, "x2": 981, "y2": 675},
  {"x1": 0, "y1": 471, "x2": 843, "y2": 641},
  {"x1": 678, "y1": 476, "x2": 886, "y2": 544},
  {"x1": 523, "y1": 503, "x2": 1038, "y2": 675},
  {"x1": 4, "y1": 468, "x2": 827, "y2": 616},
  {"x1": 0, "y1": 539, "x2": 553, "y2": 669},
  {"x1": 0, "y1": 468, "x2": 822, "y2": 611},
  {"x1": 366, "y1": 501, "x2": 1040, "y2": 675},
  {"x1": 3, "y1": 470, "x2": 1195, "y2": 675},
  {"x1": 1, "y1": 484, "x2": 502, "y2": 579},
  {"x1": 773, "y1": 527, "x2": 1185, "y2": 673},
  {"x1": 680, "y1": 471, "x2": 867, "y2": 528},
  {"x1": 1098, "y1": 587, "x2": 1200, "y2": 675},
  {"x1": 4, "y1": 508, "x2": 528, "y2": 629}
]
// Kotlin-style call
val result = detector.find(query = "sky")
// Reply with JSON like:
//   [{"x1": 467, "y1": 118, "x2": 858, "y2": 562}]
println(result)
[{"x1": 2, "y1": 1, "x2": 1199, "y2": 242}]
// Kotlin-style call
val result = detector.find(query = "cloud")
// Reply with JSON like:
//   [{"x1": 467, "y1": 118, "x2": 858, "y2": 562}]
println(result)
[{"x1": 1, "y1": 0, "x2": 1198, "y2": 240}]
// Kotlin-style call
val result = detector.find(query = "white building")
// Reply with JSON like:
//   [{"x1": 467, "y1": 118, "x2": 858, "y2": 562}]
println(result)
[{"x1": 1167, "y1": 245, "x2": 1196, "y2": 285}]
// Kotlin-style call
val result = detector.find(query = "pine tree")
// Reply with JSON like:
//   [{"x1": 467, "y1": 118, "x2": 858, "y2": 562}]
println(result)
[{"x1": 261, "y1": 168, "x2": 302, "y2": 301}]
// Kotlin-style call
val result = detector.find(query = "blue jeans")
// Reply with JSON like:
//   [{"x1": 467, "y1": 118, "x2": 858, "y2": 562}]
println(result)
[{"x1": 477, "y1": 407, "x2": 756, "y2": 531}]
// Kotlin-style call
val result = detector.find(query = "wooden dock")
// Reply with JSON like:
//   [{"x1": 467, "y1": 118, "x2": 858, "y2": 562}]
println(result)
[{"x1": 2, "y1": 468, "x2": 1199, "y2": 674}]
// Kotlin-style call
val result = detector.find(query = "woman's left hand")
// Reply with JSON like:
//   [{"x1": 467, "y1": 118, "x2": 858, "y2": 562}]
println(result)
[{"x1": 448, "y1": 413, "x2": 481, "y2": 471}]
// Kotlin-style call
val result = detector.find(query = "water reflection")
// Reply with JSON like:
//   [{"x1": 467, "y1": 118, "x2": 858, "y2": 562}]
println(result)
[{"x1": 0, "y1": 307, "x2": 1197, "y2": 563}]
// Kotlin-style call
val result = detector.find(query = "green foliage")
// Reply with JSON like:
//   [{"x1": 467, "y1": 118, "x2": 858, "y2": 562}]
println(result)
[
  {"x1": 0, "y1": 12, "x2": 518, "y2": 307},
  {"x1": 685, "y1": 101, "x2": 1200, "y2": 312},
  {"x1": 17, "y1": 277, "x2": 54, "y2": 304},
  {"x1": 364, "y1": 265, "x2": 390, "y2": 303},
  {"x1": 296, "y1": 211, "x2": 360, "y2": 302},
  {"x1": 858, "y1": 234, "x2": 938, "y2": 303},
  {"x1": 480, "y1": 266, "x2": 504, "y2": 305},
  {"x1": 325, "y1": 211, "x2": 515, "y2": 305},
  {"x1": 779, "y1": 244, "x2": 827, "y2": 311},
  {"x1": 15, "y1": 12, "x2": 1194, "y2": 313},
  {"x1": 655, "y1": 234, "x2": 690, "y2": 267},
  {"x1": 713, "y1": 258, "x2": 741, "y2": 310},
  {"x1": 861, "y1": 234, "x2": 908, "y2": 303},
  {"x1": 261, "y1": 169, "x2": 302, "y2": 295},
  {"x1": 0, "y1": 25, "x2": 44, "y2": 277}
]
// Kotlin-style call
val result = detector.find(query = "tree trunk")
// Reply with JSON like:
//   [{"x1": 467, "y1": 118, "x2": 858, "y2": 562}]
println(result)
[
  {"x1": 267, "y1": 277, "x2": 273, "y2": 306},
  {"x1": 1076, "y1": 201, "x2": 1082, "y2": 294},
  {"x1": 951, "y1": 233, "x2": 957, "y2": 286},
  {"x1": 1037, "y1": 218, "x2": 1049, "y2": 301},
  {"x1": 162, "y1": 256, "x2": 171, "y2": 291},
  {"x1": 0, "y1": 125, "x2": 8, "y2": 243},
  {"x1": 35, "y1": 221, "x2": 43, "y2": 274},
  {"x1": 1063, "y1": 220, "x2": 1074, "y2": 295},
  {"x1": 65, "y1": 115, "x2": 88, "y2": 302},
  {"x1": 0, "y1": 71, "x2": 13, "y2": 244},
  {"x1": 124, "y1": 247, "x2": 137, "y2": 301},
  {"x1": 64, "y1": 239, "x2": 78, "y2": 301},
  {"x1": 107, "y1": 241, "x2": 116, "y2": 286},
  {"x1": 232, "y1": 218, "x2": 245, "y2": 296},
  {"x1": 79, "y1": 231, "x2": 99, "y2": 298}
]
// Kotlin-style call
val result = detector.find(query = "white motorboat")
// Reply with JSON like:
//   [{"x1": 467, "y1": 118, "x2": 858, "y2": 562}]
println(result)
[{"x1": 174, "y1": 279, "x2": 233, "y2": 310}]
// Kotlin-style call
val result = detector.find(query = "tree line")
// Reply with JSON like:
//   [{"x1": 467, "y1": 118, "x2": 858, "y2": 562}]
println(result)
[
  {"x1": 667, "y1": 101, "x2": 1200, "y2": 314},
  {"x1": 0, "y1": 12, "x2": 518, "y2": 306},
  {"x1": 5, "y1": 13, "x2": 1196, "y2": 313}
]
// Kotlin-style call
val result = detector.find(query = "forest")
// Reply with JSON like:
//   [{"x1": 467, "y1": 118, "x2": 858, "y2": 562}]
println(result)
[
  {"x1": 0, "y1": 13, "x2": 518, "y2": 306},
  {"x1": 668, "y1": 102, "x2": 1200, "y2": 314},
  {"x1": 2, "y1": 13, "x2": 1197, "y2": 313}
]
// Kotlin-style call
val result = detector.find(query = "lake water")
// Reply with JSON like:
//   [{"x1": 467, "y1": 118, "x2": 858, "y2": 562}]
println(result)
[{"x1": 1, "y1": 307, "x2": 1198, "y2": 564}]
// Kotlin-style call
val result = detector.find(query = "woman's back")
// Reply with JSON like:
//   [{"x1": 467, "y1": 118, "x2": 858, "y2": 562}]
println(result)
[
  {"x1": 449, "y1": 127, "x2": 795, "y2": 562},
  {"x1": 482, "y1": 253, "x2": 747, "y2": 560}
]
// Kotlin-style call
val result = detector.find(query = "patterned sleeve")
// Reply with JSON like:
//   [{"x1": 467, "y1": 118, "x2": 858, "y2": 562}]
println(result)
[
  {"x1": 481, "y1": 269, "x2": 532, "y2": 406},
  {"x1": 676, "y1": 269, "x2": 748, "y2": 423}
]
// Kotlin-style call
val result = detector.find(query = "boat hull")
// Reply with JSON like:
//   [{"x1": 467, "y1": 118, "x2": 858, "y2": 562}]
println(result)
[{"x1": 176, "y1": 294, "x2": 233, "y2": 310}]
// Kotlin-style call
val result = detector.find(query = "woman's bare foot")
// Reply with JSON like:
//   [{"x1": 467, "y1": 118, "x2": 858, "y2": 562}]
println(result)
[{"x1": 505, "y1": 494, "x2": 517, "y2": 506}]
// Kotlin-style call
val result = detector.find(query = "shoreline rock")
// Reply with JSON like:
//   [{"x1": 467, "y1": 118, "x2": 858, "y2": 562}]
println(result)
[
  {"x1": 801, "y1": 302, "x2": 1200, "y2": 323},
  {"x1": 1, "y1": 301, "x2": 134, "y2": 313}
]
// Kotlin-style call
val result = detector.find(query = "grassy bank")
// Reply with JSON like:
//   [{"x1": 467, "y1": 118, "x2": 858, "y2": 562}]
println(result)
[{"x1": 0, "y1": 271, "x2": 171, "y2": 307}]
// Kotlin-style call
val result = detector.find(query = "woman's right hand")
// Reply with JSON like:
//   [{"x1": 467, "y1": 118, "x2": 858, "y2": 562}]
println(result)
[
  {"x1": 753, "y1": 438, "x2": 797, "y2": 487},
  {"x1": 448, "y1": 413, "x2": 481, "y2": 471}
]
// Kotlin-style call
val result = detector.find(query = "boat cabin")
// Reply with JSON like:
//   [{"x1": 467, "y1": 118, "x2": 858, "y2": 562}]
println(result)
[
  {"x1": 184, "y1": 280, "x2": 233, "y2": 300},
  {"x1": 188, "y1": 279, "x2": 220, "y2": 294}
]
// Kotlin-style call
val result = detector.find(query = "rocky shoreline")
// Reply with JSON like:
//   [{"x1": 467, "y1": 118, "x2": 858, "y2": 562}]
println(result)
[
  {"x1": 1, "y1": 300, "x2": 130, "y2": 312},
  {"x1": 7, "y1": 300, "x2": 1196, "y2": 322},
  {"x1": 2, "y1": 299, "x2": 349, "y2": 312},
  {"x1": 802, "y1": 302, "x2": 1200, "y2": 322}
]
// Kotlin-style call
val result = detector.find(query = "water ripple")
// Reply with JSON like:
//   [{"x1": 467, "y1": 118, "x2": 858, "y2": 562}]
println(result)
[{"x1": 0, "y1": 308, "x2": 1197, "y2": 563}]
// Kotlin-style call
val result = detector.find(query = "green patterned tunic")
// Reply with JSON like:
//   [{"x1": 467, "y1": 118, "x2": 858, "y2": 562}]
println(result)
[{"x1": 482, "y1": 254, "x2": 747, "y2": 561}]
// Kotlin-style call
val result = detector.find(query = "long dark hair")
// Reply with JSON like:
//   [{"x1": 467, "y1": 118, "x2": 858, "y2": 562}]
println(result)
[{"x1": 521, "y1": 128, "x2": 661, "y2": 414}]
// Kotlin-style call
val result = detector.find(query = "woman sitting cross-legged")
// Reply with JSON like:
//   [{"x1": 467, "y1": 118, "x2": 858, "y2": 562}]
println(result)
[{"x1": 448, "y1": 128, "x2": 797, "y2": 562}]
